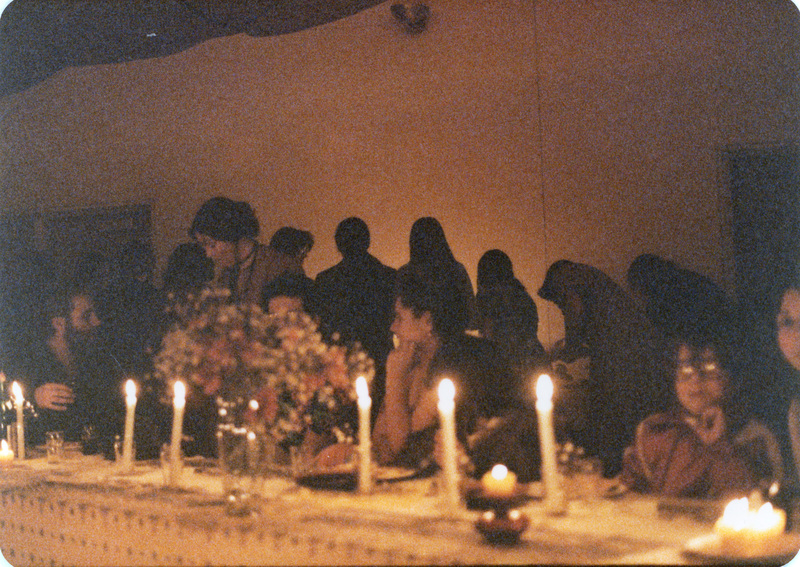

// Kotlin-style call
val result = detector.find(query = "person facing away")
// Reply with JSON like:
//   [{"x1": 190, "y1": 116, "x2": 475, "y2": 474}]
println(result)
[
  {"x1": 619, "y1": 334, "x2": 783, "y2": 498},
  {"x1": 10, "y1": 285, "x2": 125, "y2": 446},
  {"x1": 314, "y1": 217, "x2": 397, "y2": 411},
  {"x1": 626, "y1": 253, "x2": 733, "y2": 341},
  {"x1": 538, "y1": 259, "x2": 672, "y2": 477},
  {"x1": 161, "y1": 241, "x2": 214, "y2": 299},
  {"x1": 476, "y1": 249, "x2": 546, "y2": 381},
  {"x1": 397, "y1": 217, "x2": 476, "y2": 333}
]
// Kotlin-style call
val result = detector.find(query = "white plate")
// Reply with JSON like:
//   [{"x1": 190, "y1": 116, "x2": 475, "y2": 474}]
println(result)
[{"x1": 683, "y1": 532, "x2": 800, "y2": 564}]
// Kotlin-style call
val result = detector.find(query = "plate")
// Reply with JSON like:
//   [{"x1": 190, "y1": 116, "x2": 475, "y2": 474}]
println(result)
[
  {"x1": 683, "y1": 533, "x2": 800, "y2": 564},
  {"x1": 374, "y1": 466, "x2": 420, "y2": 483},
  {"x1": 296, "y1": 470, "x2": 357, "y2": 491}
]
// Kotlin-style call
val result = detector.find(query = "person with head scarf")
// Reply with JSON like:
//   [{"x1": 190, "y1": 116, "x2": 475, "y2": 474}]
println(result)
[{"x1": 476, "y1": 249, "x2": 545, "y2": 382}]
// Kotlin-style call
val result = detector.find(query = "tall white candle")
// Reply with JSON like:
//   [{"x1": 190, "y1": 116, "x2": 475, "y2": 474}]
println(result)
[
  {"x1": 122, "y1": 379, "x2": 137, "y2": 470},
  {"x1": 11, "y1": 381, "x2": 24, "y2": 460},
  {"x1": 437, "y1": 378, "x2": 459, "y2": 509},
  {"x1": 355, "y1": 376, "x2": 372, "y2": 494},
  {"x1": 536, "y1": 374, "x2": 565, "y2": 514},
  {"x1": 169, "y1": 381, "x2": 186, "y2": 486}
]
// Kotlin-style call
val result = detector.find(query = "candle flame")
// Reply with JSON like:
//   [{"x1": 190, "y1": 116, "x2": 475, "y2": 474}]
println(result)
[
  {"x1": 248, "y1": 399, "x2": 259, "y2": 411},
  {"x1": 491, "y1": 464, "x2": 508, "y2": 481},
  {"x1": 355, "y1": 376, "x2": 370, "y2": 400},
  {"x1": 536, "y1": 374, "x2": 553, "y2": 402},
  {"x1": 174, "y1": 381, "x2": 186, "y2": 401},
  {"x1": 125, "y1": 379, "x2": 137, "y2": 399},
  {"x1": 438, "y1": 378, "x2": 455, "y2": 403},
  {"x1": 11, "y1": 381, "x2": 22, "y2": 403},
  {"x1": 720, "y1": 497, "x2": 784, "y2": 532},
  {"x1": 1, "y1": 439, "x2": 8, "y2": 452}
]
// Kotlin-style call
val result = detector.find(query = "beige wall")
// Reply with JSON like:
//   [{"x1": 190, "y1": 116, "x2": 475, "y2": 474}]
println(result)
[{"x1": 1, "y1": 0, "x2": 798, "y2": 346}]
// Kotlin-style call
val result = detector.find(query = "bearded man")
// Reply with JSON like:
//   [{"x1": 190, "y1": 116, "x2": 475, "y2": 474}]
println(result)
[{"x1": 16, "y1": 286, "x2": 124, "y2": 446}]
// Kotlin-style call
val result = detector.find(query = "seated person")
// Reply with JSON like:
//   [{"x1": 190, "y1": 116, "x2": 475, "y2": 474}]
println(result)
[
  {"x1": 619, "y1": 334, "x2": 782, "y2": 498},
  {"x1": 370, "y1": 269, "x2": 527, "y2": 475},
  {"x1": 11, "y1": 285, "x2": 125, "y2": 449},
  {"x1": 261, "y1": 272, "x2": 316, "y2": 316},
  {"x1": 775, "y1": 276, "x2": 800, "y2": 491}
]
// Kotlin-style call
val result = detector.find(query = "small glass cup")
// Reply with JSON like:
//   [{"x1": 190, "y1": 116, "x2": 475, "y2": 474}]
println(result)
[{"x1": 45, "y1": 431, "x2": 64, "y2": 463}]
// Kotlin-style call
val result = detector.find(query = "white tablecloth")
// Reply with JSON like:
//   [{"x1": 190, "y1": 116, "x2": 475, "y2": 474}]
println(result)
[{"x1": 0, "y1": 453, "x2": 778, "y2": 566}]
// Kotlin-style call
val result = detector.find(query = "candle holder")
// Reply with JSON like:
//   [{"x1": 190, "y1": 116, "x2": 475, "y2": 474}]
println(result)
[
  {"x1": 462, "y1": 478, "x2": 529, "y2": 512},
  {"x1": 475, "y1": 508, "x2": 529, "y2": 545}
]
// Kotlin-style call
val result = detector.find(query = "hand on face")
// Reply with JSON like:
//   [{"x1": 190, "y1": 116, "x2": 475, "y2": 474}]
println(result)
[
  {"x1": 685, "y1": 406, "x2": 726, "y2": 445},
  {"x1": 34, "y1": 383, "x2": 75, "y2": 411}
]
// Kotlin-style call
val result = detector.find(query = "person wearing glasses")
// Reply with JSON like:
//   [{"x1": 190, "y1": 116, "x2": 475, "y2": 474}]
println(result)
[{"x1": 618, "y1": 334, "x2": 783, "y2": 498}]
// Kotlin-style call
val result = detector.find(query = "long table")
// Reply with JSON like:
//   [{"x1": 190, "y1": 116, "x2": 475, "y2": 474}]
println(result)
[{"x1": 0, "y1": 451, "x2": 792, "y2": 566}]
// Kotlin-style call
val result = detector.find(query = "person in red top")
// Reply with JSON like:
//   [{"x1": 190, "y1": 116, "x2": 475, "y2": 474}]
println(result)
[{"x1": 619, "y1": 335, "x2": 782, "y2": 498}]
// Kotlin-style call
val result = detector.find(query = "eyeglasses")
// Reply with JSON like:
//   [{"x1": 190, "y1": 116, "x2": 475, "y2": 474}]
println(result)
[{"x1": 676, "y1": 361, "x2": 723, "y2": 382}]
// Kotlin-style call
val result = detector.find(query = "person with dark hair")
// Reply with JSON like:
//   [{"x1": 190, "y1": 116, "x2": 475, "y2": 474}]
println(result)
[
  {"x1": 619, "y1": 335, "x2": 782, "y2": 498},
  {"x1": 476, "y1": 249, "x2": 545, "y2": 382},
  {"x1": 103, "y1": 240, "x2": 165, "y2": 374},
  {"x1": 626, "y1": 253, "x2": 732, "y2": 341},
  {"x1": 397, "y1": 217, "x2": 476, "y2": 333},
  {"x1": 774, "y1": 271, "x2": 800, "y2": 494},
  {"x1": 314, "y1": 217, "x2": 396, "y2": 413},
  {"x1": 162, "y1": 242, "x2": 214, "y2": 297},
  {"x1": 538, "y1": 260, "x2": 672, "y2": 476},
  {"x1": 9, "y1": 284, "x2": 125, "y2": 448},
  {"x1": 269, "y1": 227, "x2": 314, "y2": 261},
  {"x1": 370, "y1": 269, "x2": 525, "y2": 475},
  {"x1": 190, "y1": 197, "x2": 309, "y2": 306},
  {"x1": 262, "y1": 272, "x2": 316, "y2": 315}
]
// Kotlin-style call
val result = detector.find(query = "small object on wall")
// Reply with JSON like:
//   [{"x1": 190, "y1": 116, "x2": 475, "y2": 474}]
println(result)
[{"x1": 391, "y1": 1, "x2": 430, "y2": 34}]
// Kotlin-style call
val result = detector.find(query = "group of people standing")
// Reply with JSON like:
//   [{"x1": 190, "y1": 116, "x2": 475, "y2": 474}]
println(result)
[{"x1": 2, "y1": 194, "x2": 799, "y2": 508}]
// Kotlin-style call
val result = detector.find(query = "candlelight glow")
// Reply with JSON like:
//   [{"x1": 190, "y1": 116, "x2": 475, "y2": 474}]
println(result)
[
  {"x1": 715, "y1": 495, "x2": 786, "y2": 556},
  {"x1": 438, "y1": 378, "x2": 455, "y2": 404},
  {"x1": 536, "y1": 374, "x2": 553, "y2": 403},
  {"x1": 11, "y1": 381, "x2": 22, "y2": 403},
  {"x1": 248, "y1": 399, "x2": 259, "y2": 411},
  {"x1": 491, "y1": 464, "x2": 509, "y2": 481},
  {"x1": 356, "y1": 376, "x2": 370, "y2": 401},
  {"x1": 174, "y1": 381, "x2": 186, "y2": 402},
  {"x1": 125, "y1": 379, "x2": 137, "y2": 399},
  {"x1": 1, "y1": 440, "x2": 9, "y2": 452}
]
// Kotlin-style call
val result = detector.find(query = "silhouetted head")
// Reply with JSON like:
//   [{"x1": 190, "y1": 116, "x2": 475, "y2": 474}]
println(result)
[
  {"x1": 190, "y1": 197, "x2": 259, "y2": 243},
  {"x1": 269, "y1": 227, "x2": 314, "y2": 259},
  {"x1": 477, "y1": 249, "x2": 515, "y2": 289},
  {"x1": 408, "y1": 217, "x2": 455, "y2": 265},
  {"x1": 335, "y1": 217, "x2": 370, "y2": 258}
]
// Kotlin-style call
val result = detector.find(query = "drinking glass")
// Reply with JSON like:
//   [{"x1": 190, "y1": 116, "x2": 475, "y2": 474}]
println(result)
[{"x1": 45, "y1": 431, "x2": 64, "y2": 463}]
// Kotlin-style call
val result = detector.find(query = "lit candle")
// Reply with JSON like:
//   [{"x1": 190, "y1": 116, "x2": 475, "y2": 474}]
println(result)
[
  {"x1": 714, "y1": 496, "x2": 787, "y2": 556},
  {"x1": 11, "y1": 381, "x2": 24, "y2": 460},
  {"x1": 481, "y1": 464, "x2": 518, "y2": 498},
  {"x1": 169, "y1": 381, "x2": 186, "y2": 486},
  {"x1": 121, "y1": 379, "x2": 137, "y2": 471},
  {"x1": 0, "y1": 439, "x2": 13, "y2": 467},
  {"x1": 355, "y1": 376, "x2": 372, "y2": 494},
  {"x1": 535, "y1": 374, "x2": 565, "y2": 514},
  {"x1": 437, "y1": 378, "x2": 459, "y2": 509}
]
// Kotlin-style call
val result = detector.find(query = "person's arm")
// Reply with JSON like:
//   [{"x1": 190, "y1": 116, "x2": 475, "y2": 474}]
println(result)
[{"x1": 34, "y1": 382, "x2": 75, "y2": 411}]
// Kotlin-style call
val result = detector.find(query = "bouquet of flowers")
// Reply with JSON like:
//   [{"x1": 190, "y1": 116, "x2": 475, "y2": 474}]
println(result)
[{"x1": 152, "y1": 288, "x2": 374, "y2": 446}]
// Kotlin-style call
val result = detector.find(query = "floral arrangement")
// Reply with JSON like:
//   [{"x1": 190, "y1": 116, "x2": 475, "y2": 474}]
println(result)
[{"x1": 153, "y1": 288, "x2": 374, "y2": 446}]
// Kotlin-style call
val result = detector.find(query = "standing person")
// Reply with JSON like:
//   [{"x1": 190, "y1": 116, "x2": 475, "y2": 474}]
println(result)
[
  {"x1": 626, "y1": 253, "x2": 732, "y2": 341},
  {"x1": 314, "y1": 217, "x2": 396, "y2": 413},
  {"x1": 397, "y1": 217, "x2": 476, "y2": 333},
  {"x1": 11, "y1": 285, "x2": 125, "y2": 447},
  {"x1": 538, "y1": 260, "x2": 672, "y2": 476},
  {"x1": 190, "y1": 197, "x2": 311, "y2": 306},
  {"x1": 476, "y1": 249, "x2": 545, "y2": 381}
]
